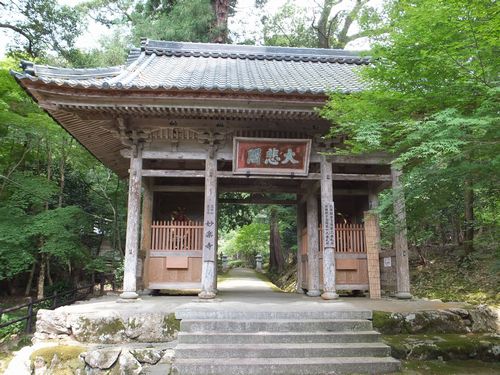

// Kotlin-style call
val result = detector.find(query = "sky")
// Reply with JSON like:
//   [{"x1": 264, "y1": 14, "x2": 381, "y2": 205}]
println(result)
[{"x1": 0, "y1": 0, "x2": 379, "y2": 59}]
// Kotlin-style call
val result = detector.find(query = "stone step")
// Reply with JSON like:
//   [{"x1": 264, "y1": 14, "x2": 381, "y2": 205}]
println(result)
[
  {"x1": 172, "y1": 357, "x2": 401, "y2": 375},
  {"x1": 175, "y1": 308, "x2": 372, "y2": 321},
  {"x1": 175, "y1": 342, "x2": 391, "y2": 359},
  {"x1": 180, "y1": 319, "x2": 372, "y2": 333},
  {"x1": 177, "y1": 330, "x2": 381, "y2": 344}
]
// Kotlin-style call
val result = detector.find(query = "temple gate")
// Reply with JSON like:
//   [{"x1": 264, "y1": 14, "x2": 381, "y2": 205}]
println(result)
[{"x1": 12, "y1": 40, "x2": 412, "y2": 301}]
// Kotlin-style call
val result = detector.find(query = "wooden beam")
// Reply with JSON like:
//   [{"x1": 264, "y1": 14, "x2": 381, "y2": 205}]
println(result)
[
  {"x1": 296, "y1": 199, "x2": 306, "y2": 293},
  {"x1": 142, "y1": 170, "x2": 206, "y2": 178},
  {"x1": 199, "y1": 148, "x2": 218, "y2": 299},
  {"x1": 120, "y1": 145, "x2": 143, "y2": 300},
  {"x1": 122, "y1": 149, "x2": 233, "y2": 161},
  {"x1": 152, "y1": 185, "x2": 205, "y2": 192},
  {"x1": 142, "y1": 169, "x2": 391, "y2": 181},
  {"x1": 320, "y1": 155, "x2": 338, "y2": 300},
  {"x1": 391, "y1": 165, "x2": 412, "y2": 299},
  {"x1": 306, "y1": 192, "x2": 321, "y2": 297},
  {"x1": 140, "y1": 178, "x2": 153, "y2": 289},
  {"x1": 219, "y1": 198, "x2": 297, "y2": 205},
  {"x1": 122, "y1": 147, "x2": 390, "y2": 166}
]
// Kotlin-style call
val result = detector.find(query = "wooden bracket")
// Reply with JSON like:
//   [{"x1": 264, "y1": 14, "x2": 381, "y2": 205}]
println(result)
[{"x1": 113, "y1": 117, "x2": 151, "y2": 153}]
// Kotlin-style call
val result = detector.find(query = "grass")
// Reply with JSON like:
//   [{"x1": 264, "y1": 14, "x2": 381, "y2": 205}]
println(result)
[{"x1": 411, "y1": 245, "x2": 499, "y2": 306}]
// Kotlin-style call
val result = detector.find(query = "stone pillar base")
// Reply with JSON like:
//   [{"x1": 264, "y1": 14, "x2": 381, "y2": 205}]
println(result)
[
  {"x1": 198, "y1": 290, "x2": 217, "y2": 299},
  {"x1": 321, "y1": 291, "x2": 339, "y2": 300},
  {"x1": 395, "y1": 292, "x2": 412, "y2": 299},
  {"x1": 306, "y1": 290, "x2": 321, "y2": 297},
  {"x1": 117, "y1": 291, "x2": 139, "y2": 302}
]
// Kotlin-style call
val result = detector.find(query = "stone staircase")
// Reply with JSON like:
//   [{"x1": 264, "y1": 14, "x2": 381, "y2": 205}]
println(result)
[{"x1": 172, "y1": 304, "x2": 400, "y2": 375}]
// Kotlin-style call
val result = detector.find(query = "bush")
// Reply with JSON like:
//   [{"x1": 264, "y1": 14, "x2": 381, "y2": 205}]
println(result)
[{"x1": 227, "y1": 259, "x2": 245, "y2": 268}]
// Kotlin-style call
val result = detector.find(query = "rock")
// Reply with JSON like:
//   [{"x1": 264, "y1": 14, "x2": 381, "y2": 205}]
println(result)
[
  {"x1": 130, "y1": 348, "x2": 163, "y2": 365},
  {"x1": 159, "y1": 349, "x2": 175, "y2": 364},
  {"x1": 83, "y1": 348, "x2": 121, "y2": 369},
  {"x1": 70, "y1": 313, "x2": 179, "y2": 343},
  {"x1": 383, "y1": 333, "x2": 500, "y2": 361},
  {"x1": 72, "y1": 316, "x2": 127, "y2": 343},
  {"x1": 34, "y1": 309, "x2": 71, "y2": 340},
  {"x1": 469, "y1": 305, "x2": 498, "y2": 333},
  {"x1": 124, "y1": 313, "x2": 179, "y2": 342},
  {"x1": 33, "y1": 356, "x2": 48, "y2": 375},
  {"x1": 116, "y1": 351, "x2": 142, "y2": 375}
]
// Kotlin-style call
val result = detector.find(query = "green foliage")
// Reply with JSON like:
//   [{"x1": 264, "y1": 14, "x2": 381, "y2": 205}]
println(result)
[
  {"x1": 262, "y1": 1, "x2": 316, "y2": 47},
  {"x1": 321, "y1": 0, "x2": 499, "y2": 249},
  {"x1": 220, "y1": 222, "x2": 269, "y2": 264},
  {"x1": 218, "y1": 193, "x2": 259, "y2": 232},
  {"x1": 262, "y1": 0, "x2": 387, "y2": 48},
  {"x1": 131, "y1": 0, "x2": 215, "y2": 43},
  {"x1": 0, "y1": 62, "x2": 127, "y2": 293},
  {"x1": 0, "y1": 0, "x2": 84, "y2": 59}
]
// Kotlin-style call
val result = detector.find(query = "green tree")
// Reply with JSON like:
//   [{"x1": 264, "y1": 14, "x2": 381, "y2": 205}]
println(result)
[
  {"x1": 220, "y1": 222, "x2": 270, "y2": 265},
  {"x1": 82, "y1": 0, "x2": 267, "y2": 44},
  {"x1": 321, "y1": 0, "x2": 499, "y2": 254},
  {"x1": 262, "y1": 0, "x2": 387, "y2": 48},
  {"x1": 0, "y1": 0, "x2": 84, "y2": 59},
  {"x1": 0, "y1": 60, "x2": 128, "y2": 297}
]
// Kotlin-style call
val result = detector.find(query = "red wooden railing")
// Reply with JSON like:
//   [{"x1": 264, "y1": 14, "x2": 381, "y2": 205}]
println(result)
[
  {"x1": 318, "y1": 223, "x2": 366, "y2": 253},
  {"x1": 151, "y1": 220, "x2": 203, "y2": 251}
]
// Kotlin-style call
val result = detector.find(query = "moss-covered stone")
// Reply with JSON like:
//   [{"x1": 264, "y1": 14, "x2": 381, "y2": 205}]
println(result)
[
  {"x1": 383, "y1": 333, "x2": 500, "y2": 361},
  {"x1": 373, "y1": 311, "x2": 401, "y2": 334},
  {"x1": 73, "y1": 317, "x2": 126, "y2": 343},
  {"x1": 372, "y1": 307, "x2": 497, "y2": 335},
  {"x1": 163, "y1": 313, "x2": 180, "y2": 338},
  {"x1": 30, "y1": 345, "x2": 86, "y2": 374}
]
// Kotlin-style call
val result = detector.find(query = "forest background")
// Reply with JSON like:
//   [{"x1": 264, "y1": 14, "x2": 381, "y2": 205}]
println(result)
[{"x1": 0, "y1": 0, "x2": 498, "y2": 314}]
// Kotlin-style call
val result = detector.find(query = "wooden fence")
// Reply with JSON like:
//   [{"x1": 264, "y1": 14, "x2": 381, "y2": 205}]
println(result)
[
  {"x1": 0, "y1": 275, "x2": 115, "y2": 334},
  {"x1": 151, "y1": 220, "x2": 203, "y2": 251},
  {"x1": 318, "y1": 223, "x2": 367, "y2": 253}
]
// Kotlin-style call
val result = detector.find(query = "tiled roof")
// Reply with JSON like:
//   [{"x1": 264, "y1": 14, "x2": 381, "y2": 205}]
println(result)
[{"x1": 13, "y1": 39, "x2": 369, "y2": 95}]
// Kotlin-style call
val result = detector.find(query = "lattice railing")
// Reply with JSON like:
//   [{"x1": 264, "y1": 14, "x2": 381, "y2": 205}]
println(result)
[
  {"x1": 151, "y1": 220, "x2": 203, "y2": 251},
  {"x1": 313, "y1": 223, "x2": 367, "y2": 253}
]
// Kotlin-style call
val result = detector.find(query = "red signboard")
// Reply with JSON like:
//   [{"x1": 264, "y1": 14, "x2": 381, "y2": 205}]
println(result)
[{"x1": 233, "y1": 137, "x2": 312, "y2": 176}]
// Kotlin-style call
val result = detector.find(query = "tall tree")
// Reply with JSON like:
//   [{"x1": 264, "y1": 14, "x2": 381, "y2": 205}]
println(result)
[
  {"x1": 0, "y1": 0, "x2": 84, "y2": 59},
  {"x1": 269, "y1": 207, "x2": 285, "y2": 273},
  {"x1": 321, "y1": 0, "x2": 499, "y2": 254},
  {"x1": 262, "y1": 0, "x2": 386, "y2": 48},
  {"x1": 83, "y1": 0, "x2": 259, "y2": 45}
]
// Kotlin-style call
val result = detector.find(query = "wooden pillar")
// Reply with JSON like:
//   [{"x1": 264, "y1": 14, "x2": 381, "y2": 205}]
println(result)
[
  {"x1": 199, "y1": 147, "x2": 218, "y2": 299},
  {"x1": 120, "y1": 143, "x2": 143, "y2": 300},
  {"x1": 296, "y1": 199, "x2": 305, "y2": 293},
  {"x1": 365, "y1": 189, "x2": 381, "y2": 299},
  {"x1": 306, "y1": 191, "x2": 321, "y2": 297},
  {"x1": 320, "y1": 156, "x2": 338, "y2": 300},
  {"x1": 391, "y1": 165, "x2": 412, "y2": 299},
  {"x1": 140, "y1": 177, "x2": 153, "y2": 291}
]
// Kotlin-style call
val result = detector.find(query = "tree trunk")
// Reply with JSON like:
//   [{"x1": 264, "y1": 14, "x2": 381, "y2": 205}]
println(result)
[
  {"x1": 24, "y1": 263, "x2": 36, "y2": 297},
  {"x1": 46, "y1": 257, "x2": 53, "y2": 286},
  {"x1": 316, "y1": 0, "x2": 336, "y2": 48},
  {"x1": 45, "y1": 141, "x2": 52, "y2": 211},
  {"x1": 58, "y1": 137, "x2": 68, "y2": 208},
  {"x1": 269, "y1": 208, "x2": 284, "y2": 273},
  {"x1": 212, "y1": 0, "x2": 230, "y2": 43},
  {"x1": 37, "y1": 253, "x2": 47, "y2": 299},
  {"x1": 464, "y1": 178, "x2": 474, "y2": 255}
]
